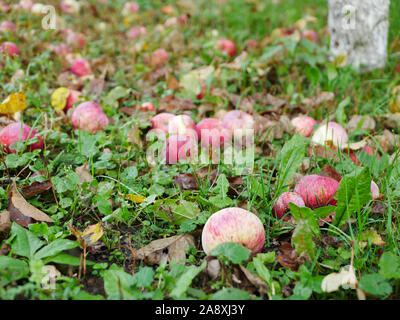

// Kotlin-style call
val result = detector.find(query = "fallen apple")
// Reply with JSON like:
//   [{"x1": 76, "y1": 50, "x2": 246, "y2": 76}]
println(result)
[
  {"x1": 1, "y1": 41, "x2": 20, "y2": 56},
  {"x1": 301, "y1": 29, "x2": 318, "y2": 42},
  {"x1": 127, "y1": 26, "x2": 147, "y2": 40},
  {"x1": 195, "y1": 118, "x2": 230, "y2": 148},
  {"x1": 294, "y1": 174, "x2": 340, "y2": 208},
  {"x1": 65, "y1": 89, "x2": 82, "y2": 111},
  {"x1": 71, "y1": 101, "x2": 109, "y2": 132},
  {"x1": 0, "y1": 122, "x2": 43, "y2": 153},
  {"x1": 273, "y1": 192, "x2": 306, "y2": 220},
  {"x1": 71, "y1": 58, "x2": 92, "y2": 77},
  {"x1": 122, "y1": 1, "x2": 139, "y2": 16},
  {"x1": 66, "y1": 32, "x2": 86, "y2": 49},
  {"x1": 168, "y1": 115, "x2": 197, "y2": 139},
  {"x1": 312, "y1": 122, "x2": 349, "y2": 149},
  {"x1": 0, "y1": 21, "x2": 16, "y2": 33},
  {"x1": 151, "y1": 113, "x2": 176, "y2": 134},
  {"x1": 291, "y1": 115, "x2": 317, "y2": 137},
  {"x1": 221, "y1": 110, "x2": 254, "y2": 146},
  {"x1": 201, "y1": 207, "x2": 265, "y2": 255},
  {"x1": 215, "y1": 38, "x2": 237, "y2": 57},
  {"x1": 151, "y1": 48, "x2": 169, "y2": 67},
  {"x1": 138, "y1": 102, "x2": 156, "y2": 112},
  {"x1": 164, "y1": 134, "x2": 198, "y2": 164}
]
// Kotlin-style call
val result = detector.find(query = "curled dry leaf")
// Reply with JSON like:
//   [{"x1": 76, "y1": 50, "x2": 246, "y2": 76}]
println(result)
[
  {"x1": 70, "y1": 222, "x2": 104, "y2": 250},
  {"x1": 8, "y1": 183, "x2": 54, "y2": 227},
  {"x1": 0, "y1": 211, "x2": 11, "y2": 240},
  {"x1": 21, "y1": 181, "x2": 52, "y2": 199},
  {"x1": 205, "y1": 258, "x2": 221, "y2": 280},
  {"x1": 303, "y1": 91, "x2": 335, "y2": 110},
  {"x1": 174, "y1": 173, "x2": 199, "y2": 190},
  {"x1": 136, "y1": 234, "x2": 195, "y2": 265},
  {"x1": 75, "y1": 164, "x2": 93, "y2": 184},
  {"x1": 239, "y1": 264, "x2": 270, "y2": 293},
  {"x1": 346, "y1": 115, "x2": 376, "y2": 133},
  {"x1": 158, "y1": 95, "x2": 196, "y2": 112}
]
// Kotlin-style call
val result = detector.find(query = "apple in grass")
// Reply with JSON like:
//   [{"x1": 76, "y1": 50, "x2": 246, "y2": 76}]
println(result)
[
  {"x1": 291, "y1": 116, "x2": 317, "y2": 137},
  {"x1": 168, "y1": 115, "x2": 197, "y2": 139},
  {"x1": 66, "y1": 32, "x2": 86, "y2": 49},
  {"x1": 164, "y1": 134, "x2": 198, "y2": 164},
  {"x1": 60, "y1": 0, "x2": 81, "y2": 14},
  {"x1": 0, "y1": 122, "x2": 43, "y2": 153},
  {"x1": 301, "y1": 29, "x2": 318, "y2": 42},
  {"x1": 71, "y1": 58, "x2": 92, "y2": 77},
  {"x1": 294, "y1": 174, "x2": 340, "y2": 208},
  {"x1": 151, "y1": 113, "x2": 175, "y2": 134},
  {"x1": 0, "y1": 21, "x2": 16, "y2": 33},
  {"x1": 71, "y1": 101, "x2": 109, "y2": 133},
  {"x1": 138, "y1": 102, "x2": 156, "y2": 112},
  {"x1": 151, "y1": 49, "x2": 169, "y2": 67},
  {"x1": 215, "y1": 38, "x2": 237, "y2": 57},
  {"x1": 312, "y1": 122, "x2": 349, "y2": 149},
  {"x1": 122, "y1": 1, "x2": 139, "y2": 16},
  {"x1": 201, "y1": 207, "x2": 265, "y2": 256},
  {"x1": 1, "y1": 42, "x2": 20, "y2": 56},
  {"x1": 196, "y1": 118, "x2": 231, "y2": 149},
  {"x1": 221, "y1": 110, "x2": 254, "y2": 146},
  {"x1": 349, "y1": 146, "x2": 381, "y2": 166},
  {"x1": 127, "y1": 26, "x2": 147, "y2": 40},
  {"x1": 272, "y1": 192, "x2": 306, "y2": 220},
  {"x1": 65, "y1": 89, "x2": 82, "y2": 111}
]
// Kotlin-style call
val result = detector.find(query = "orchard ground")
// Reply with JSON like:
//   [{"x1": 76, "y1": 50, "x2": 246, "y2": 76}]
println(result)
[{"x1": 0, "y1": 0, "x2": 400, "y2": 300}]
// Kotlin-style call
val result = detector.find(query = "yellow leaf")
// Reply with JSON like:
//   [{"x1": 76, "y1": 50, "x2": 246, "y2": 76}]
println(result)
[
  {"x1": 122, "y1": 194, "x2": 146, "y2": 203},
  {"x1": 70, "y1": 222, "x2": 104, "y2": 249},
  {"x1": 51, "y1": 87, "x2": 70, "y2": 111},
  {"x1": 0, "y1": 93, "x2": 27, "y2": 114}
]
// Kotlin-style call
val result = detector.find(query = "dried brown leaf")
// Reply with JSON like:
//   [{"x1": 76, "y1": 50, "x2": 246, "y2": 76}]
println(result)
[
  {"x1": 0, "y1": 211, "x2": 11, "y2": 240},
  {"x1": 8, "y1": 183, "x2": 54, "y2": 227},
  {"x1": 21, "y1": 181, "x2": 52, "y2": 199},
  {"x1": 239, "y1": 264, "x2": 270, "y2": 293},
  {"x1": 174, "y1": 173, "x2": 199, "y2": 190},
  {"x1": 319, "y1": 165, "x2": 342, "y2": 182},
  {"x1": 75, "y1": 164, "x2": 93, "y2": 184}
]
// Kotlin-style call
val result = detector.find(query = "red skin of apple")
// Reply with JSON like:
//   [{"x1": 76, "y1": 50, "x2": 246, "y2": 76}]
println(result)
[
  {"x1": 371, "y1": 181, "x2": 379, "y2": 200},
  {"x1": 0, "y1": 122, "x2": 43, "y2": 153},
  {"x1": 168, "y1": 115, "x2": 197, "y2": 139},
  {"x1": 396, "y1": 64, "x2": 400, "y2": 74},
  {"x1": 273, "y1": 192, "x2": 306, "y2": 220},
  {"x1": 151, "y1": 113, "x2": 175, "y2": 134},
  {"x1": 195, "y1": 118, "x2": 231, "y2": 148},
  {"x1": 0, "y1": 21, "x2": 16, "y2": 33},
  {"x1": 221, "y1": 110, "x2": 254, "y2": 145},
  {"x1": 202, "y1": 207, "x2": 265, "y2": 256},
  {"x1": 349, "y1": 146, "x2": 381, "y2": 166},
  {"x1": 291, "y1": 116, "x2": 317, "y2": 137},
  {"x1": 1, "y1": 42, "x2": 20, "y2": 56},
  {"x1": 127, "y1": 26, "x2": 147, "y2": 40},
  {"x1": 123, "y1": 2, "x2": 139, "y2": 14},
  {"x1": 52, "y1": 44, "x2": 71, "y2": 55},
  {"x1": 302, "y1": 29, "x2": 318, "y2": 42},
  {"x1": 312, "y1": 122, "x2": 349, "y2": 148},
  {"x1": 138, "y1": 102, "x2": 156, "y2": 112},
  {"x1": 65, "y1": 89, "x2": 82, "y2": 111},
  {"x1": 15, "y1": 0, "x2": 33, "y2": 10},
  {"x1": 216, "y1": 38, "x2": 237, "y2": 57},
  {"x1": 178, "y1": 14, "x2": 188, "y2": 25},
  {"x1": 71, "y1": 58, "x2": 92, "y2": 77},
  {"x1": 151, "y1": 49, "x2": 169, "y2": 67},
  {"x1": 164, "y1": 134, "x2": 198, "y2": 164},
  {"x1": 294, "y1": 174, "x2": 340, "y2": 208},
  {"x1": 196, "y1": 84, "x2": 214, "y2": 100},
  {"x1": 60, "y1": 0, "x2": 78, "y2": 14},
  {"x1": 67, "y1": 32, "x2": 86, "y2": 49},
  {"x1": 71, "y1": 101, "x2": 109, "y2": 132}
]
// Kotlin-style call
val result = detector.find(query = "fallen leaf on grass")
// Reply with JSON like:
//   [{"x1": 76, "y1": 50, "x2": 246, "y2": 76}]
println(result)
[
  {"x1": 21, "y1": 181, "x2": 52, "y2": 199},
  {"x1": 75, "y1": 164, "x2": 93, "y2": 184},
  {"x1": 51, "y1": 87, "x2": 70, "y2": 111},
  {"x1": 321, "y1": 265, "x2": 358, "y2": 293},
  {"x1": 357, "y1": 229, "x2": 385, "y2": 248},
  {"x1": 158, "y1": 95, "x2": 196, "y2": 112},
  {"x1": 239, "y1": 264, "x2": 270, "y2": 293},
  {"x1": 121, "y1": 194, "x2": 146, "y2": 203},
  {"x1": 136, "y1": 234, "x2": 195, "y2": 265},
  {"x1": 8, "y1": 183, "x2": 54, "y2": 227},
  {"x1": 174, "y1": 173, "x2": 199, "y2": 190},
  {"x1": 0, "y1": 211, "x2": 11, "y2": 240},
  {"x1": 0, "y1": 93, "x2": 27, "y2": 115},
  {"x1": 71, "y1": 222, "x2": 104, "y2": 250}
]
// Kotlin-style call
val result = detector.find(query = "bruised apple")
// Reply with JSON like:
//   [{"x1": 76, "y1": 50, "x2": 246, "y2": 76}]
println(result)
[
  {"x1": 201, "y1": 207, "x2": 265, "y2": 255},
  {"x1": 0, "y1": 122, "x2": 43, "y2": 153},
  {"x1": 312, "y1": 122, "x2": 348, "y2": 149},
  {"x1": 71, "y1": 101, "x2": 109, "y2": 132},
  {"x1": 294, "y1": 174, "x2": 340, "y2": 208},
  {"x1": 273, "y1": 192, "x2": 305, "y2": 220},
  {"x1": 291, "y1": 116, "x2": 317, "y2": 137}
]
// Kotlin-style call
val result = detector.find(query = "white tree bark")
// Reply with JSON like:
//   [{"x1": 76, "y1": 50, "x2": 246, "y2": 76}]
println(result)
[{"x1": 328, "y1": 0, "x2": 390, "y2": 71}]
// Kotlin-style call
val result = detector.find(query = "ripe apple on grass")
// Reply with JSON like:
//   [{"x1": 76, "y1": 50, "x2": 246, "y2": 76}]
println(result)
[
  {"x1": 71, "y1": 101, "x2": 109, "y2": 133},
  {"x1": 312, "y1": 122, "x2": 349, "y2": 149},
  {"x1": 221, "y1": 110, "x2": 255, "y2": 147},
  {"x1": 294, "y1": 174, "x2": 340, "y2": 208},
  {"x1": 291, "y1": 115, "x2": 317, "y2": 137},
  {"x1": 0, "y1": 21, "x2": 16, "y2": 33},
  {"x1": 168, "y1": 115, "x2": 197, "y2": 140},
  {"x1": 202, "y1": 207, "x2": 265, "y2": 256},
  {"x1": 272, "y1": 192, "x2": 305, "y2": 220},
  {"x1": 215, "y1": 38, "x2": 237, "y2": 57},
  {"x1": 164, "y1": 134, "x2": 198, "y2": 164},
  {"x1": 0, "y1": 41, "x2": 20, "y2": 56},
  {"x1": 0, "y1": 122, "x2": 43, "y2": 153},
  {"x1": 196, "y1": 118, "x2": 231, "y2": 149},
  {"x1": 151, "y1": 113, "x2": 176, "y2": 134},
  {"x1": 71, "y1": 58, "x2": 92, "y2": 77}
]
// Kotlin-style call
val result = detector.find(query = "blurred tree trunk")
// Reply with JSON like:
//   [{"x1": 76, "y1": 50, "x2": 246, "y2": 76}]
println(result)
[{"x1": 328, "y1": 0, "x2": 390, "y2": 71}]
